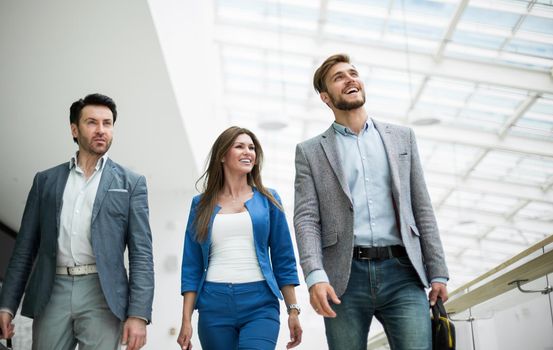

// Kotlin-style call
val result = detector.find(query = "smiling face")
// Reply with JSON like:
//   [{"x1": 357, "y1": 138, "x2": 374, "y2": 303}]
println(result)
[
  {"x1": 320, "y1": 62, "x2": 366, "y2": 111},
  {"x1": 71, "y1": 105, "x2": 114, "y2": 157},
  {"x1": 222, "y1": 133, "x2": 256, "y2": 176}
]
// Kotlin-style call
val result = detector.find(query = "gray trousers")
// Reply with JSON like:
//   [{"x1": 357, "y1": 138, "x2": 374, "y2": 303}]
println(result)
[{"x1": 32, "y1": 274, "x2": 122, "y2": 350}]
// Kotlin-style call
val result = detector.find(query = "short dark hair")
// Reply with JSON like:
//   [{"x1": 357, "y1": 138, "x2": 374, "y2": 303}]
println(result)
[
  {"x1": 313, "y1": 53, "x2": 351, "y2": 94},
  {"x1": 69, "y1": 93, "x2": 117, "y2": 143}
]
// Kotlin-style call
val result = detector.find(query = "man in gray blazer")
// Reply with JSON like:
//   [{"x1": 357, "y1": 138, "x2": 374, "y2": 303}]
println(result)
[
  {"x1": 0, "y1": 93, "x2": 154, "y2": 350},
  {"x1": 294, "y1": 54, "x2": 449, "y2": 350}
]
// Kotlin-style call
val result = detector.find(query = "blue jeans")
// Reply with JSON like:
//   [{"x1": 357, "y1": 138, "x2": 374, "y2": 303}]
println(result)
[
  {"x1": 325, "y1": 257, "x2": 431, "y2": 350},
  {"x1": 197, "y1": 281, "x2": 280, "y2": 350}
]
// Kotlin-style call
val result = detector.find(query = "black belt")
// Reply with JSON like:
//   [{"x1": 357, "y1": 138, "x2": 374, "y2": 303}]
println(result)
[{"x1": 353, "y1": 245, "x2": 407, "y2": 260}]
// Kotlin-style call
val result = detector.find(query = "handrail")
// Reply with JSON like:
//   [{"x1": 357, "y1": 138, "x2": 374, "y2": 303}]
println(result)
[
  {"x1": 445, "y1": 248, "x2": 553, "y2": 314},
  {"x1": 447, "y1": 234, "x2": 553, "y2": 300}
]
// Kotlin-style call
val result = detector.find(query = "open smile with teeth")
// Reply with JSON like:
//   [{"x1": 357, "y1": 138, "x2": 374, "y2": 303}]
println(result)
[
  {"x1": 345, "y1": 87, "x2": 359, "y2": 94},
  {"x1": 240, "y1": 159, "x2": 252, "y2": 164}
]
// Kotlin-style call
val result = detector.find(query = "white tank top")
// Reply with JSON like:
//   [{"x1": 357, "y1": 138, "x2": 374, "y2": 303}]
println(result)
[{"x1": 205, "y1": 211, "x2": 265, "y2": 283}]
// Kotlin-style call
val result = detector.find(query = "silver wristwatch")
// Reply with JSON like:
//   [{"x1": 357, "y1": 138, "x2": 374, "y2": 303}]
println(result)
[{"x1": 286, "y1": 303, "x2": 301, "y2": 315}]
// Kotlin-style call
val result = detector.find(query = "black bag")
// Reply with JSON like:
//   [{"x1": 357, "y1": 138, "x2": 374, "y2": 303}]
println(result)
[
  {"x1": 0, "y1": 339, "x2": 12, "y2": 350},
  {"x1": 431, "y1": 298, "x2": 455, "y2": 350}
]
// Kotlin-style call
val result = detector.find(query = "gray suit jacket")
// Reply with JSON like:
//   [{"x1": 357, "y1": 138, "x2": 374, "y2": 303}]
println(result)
[
  {"x1": 294, "y1": 120, "x2": 448, "y2": 296},
  {"x1": 0, "y1": 158, "x2": 154, "y2": 322}
]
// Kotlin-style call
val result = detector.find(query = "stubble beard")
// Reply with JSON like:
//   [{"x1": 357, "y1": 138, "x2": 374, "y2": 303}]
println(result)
[{"x1": 330, "y1": 91, "x2": 366, "y2": 111}]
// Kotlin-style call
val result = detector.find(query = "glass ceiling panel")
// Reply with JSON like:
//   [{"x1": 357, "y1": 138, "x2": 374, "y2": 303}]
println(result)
[
  {"x1": 461, "y1": 6, "x2": 522, "y2": 28},
  {"x1": 519, "y1": 15, "x2": 553, "y2": 35},
  {"x1": 486, "y1": 227, "x2": 548, "y2": 245},
  {"x1": 472, "y1": 150, "x2": 553, "y2": 186},
  {"x1": 444, "y1": 190, "x2": 519, "y2": 214},
  {"x1": 396, "y1": 0, "x2": 457, "y2": 17},
  {"x1": 216, "y1": 0, "x2": 319, "y2": 32},
  {"x1": 418, "y1": 140, "x2": 483, "y2": 174},
  {"x1": 451, "y1": 31, "x2": 506, "y2": 50},
  {"x1": 325, "y1": 11, "x2": 384, "y2": 32},
  {"x1": 456, "y1": 110, "x2": 507, "y2": 133},
  {"x1": 511, "y1": 116, "x2": 553, "y2": 140},
  {"x1": 516, "y1": 201, "x2": 553, "y2": 220},
  {"x1": 386, "y1": 20, "x2": 444, "y2": 41},
  {"x1": 505, "y1": 39, "x2": 553, "y2": 58}
]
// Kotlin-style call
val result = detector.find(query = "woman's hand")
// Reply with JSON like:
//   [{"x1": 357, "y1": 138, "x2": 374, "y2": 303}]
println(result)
[
  {"x1": 176, "y1": 321, "x2": 193, "y2": 350},
  {"x1": 286, "y1": 311, "x2": 302, "y2": 349}
]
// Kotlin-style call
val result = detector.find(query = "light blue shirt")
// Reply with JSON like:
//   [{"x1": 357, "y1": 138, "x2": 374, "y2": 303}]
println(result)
[
  {"x1": 332, "y1": 119, "x2": 402, "y2": 247},
  {"x1": 306, "y1": 119, "x2": 447, "y2": 288}
]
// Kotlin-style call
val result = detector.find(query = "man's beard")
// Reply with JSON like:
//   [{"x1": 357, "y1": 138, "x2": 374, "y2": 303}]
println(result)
[{"x1": 329, "y1": 91, "x2": 366, "y2": 111}]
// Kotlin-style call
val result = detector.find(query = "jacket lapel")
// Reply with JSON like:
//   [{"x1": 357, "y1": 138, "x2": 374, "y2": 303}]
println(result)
[
  {"x1": 55, "y1": 164, "x2": 71, "y2": 233},
  {"x1": 91, "y1": 158, "x2": 116, "y2": 223},
  {"x1": 320, "y1": 126, "x2": 352, "y2": 203},
  {"x1": 374, "y1": 120, "x2": 401, "y2": 210}
]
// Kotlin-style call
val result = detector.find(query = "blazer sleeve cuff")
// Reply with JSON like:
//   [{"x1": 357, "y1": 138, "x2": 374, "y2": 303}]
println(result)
[{"x1": 305, "y1": 269, "x2": 330, "y2": 289}]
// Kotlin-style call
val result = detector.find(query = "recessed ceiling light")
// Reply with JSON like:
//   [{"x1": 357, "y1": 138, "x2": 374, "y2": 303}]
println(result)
[
  {"x1": 259, "y1": 120, "x2": 288, "y2": 130},
  {"x1": 412, "y1": 117, "x2": 441, "y2": 126}
]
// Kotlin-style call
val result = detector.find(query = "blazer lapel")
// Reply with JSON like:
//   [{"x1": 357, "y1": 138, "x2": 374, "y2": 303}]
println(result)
[
  {"x1": 320, "y1": 126, "x2": 352, "y2": 203},
  {"x1": 92, "y1": 158, "x2": 116, "y2": 223},
  {"x1": 55, "y1": 165, "x2": 71, "y2": 233},
  {"x1": 374, "y1": 120, "x2": 401, "y2": 209}
]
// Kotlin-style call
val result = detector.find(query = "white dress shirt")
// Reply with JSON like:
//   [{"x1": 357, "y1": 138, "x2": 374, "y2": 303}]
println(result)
[{"x1": 57, "y1": 153, "x2": 108, "y2": 267}]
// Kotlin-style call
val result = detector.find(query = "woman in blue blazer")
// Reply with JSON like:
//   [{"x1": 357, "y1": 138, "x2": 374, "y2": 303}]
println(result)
[{"x1": 177, "y1": 126, "x2": 302, "y2": 350}]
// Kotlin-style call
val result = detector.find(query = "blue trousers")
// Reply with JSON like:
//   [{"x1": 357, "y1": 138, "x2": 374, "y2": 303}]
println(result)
[
  {"x1": 325, "y1": 257, "x2": 431, "y2": 350},
  {"x1": 197, "y1": 281, "x2": 280, "y2": 350}
]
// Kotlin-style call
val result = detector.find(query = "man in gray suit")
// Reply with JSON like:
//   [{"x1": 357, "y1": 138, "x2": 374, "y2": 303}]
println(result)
[
  {"x1": 0, "y1": 93, "x2": 154, "y2": 350},
  {"x1": 294, "y1": 54, "x2": 449, "y2": 350}
]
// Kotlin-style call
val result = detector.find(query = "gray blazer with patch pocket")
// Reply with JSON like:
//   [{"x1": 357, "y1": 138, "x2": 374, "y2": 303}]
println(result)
[
  {"x1": 293, "y1": 120, "x2": 448, "y2": 297},
  {"x1": 0, "y1": 158, "x2": 154, "y2": 322}
]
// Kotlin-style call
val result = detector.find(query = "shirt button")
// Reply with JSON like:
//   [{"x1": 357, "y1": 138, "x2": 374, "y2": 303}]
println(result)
[
  {"x1": 365, "y1": 178, "x2": 369, "y2": 182},
  {"x1": 372, "y1": 222, "x2": 376, "y2": 226}
]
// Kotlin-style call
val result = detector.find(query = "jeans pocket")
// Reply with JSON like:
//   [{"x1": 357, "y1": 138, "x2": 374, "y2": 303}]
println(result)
[{"x1": 394, "y1": 256, "x2": 413, "y2": 268}]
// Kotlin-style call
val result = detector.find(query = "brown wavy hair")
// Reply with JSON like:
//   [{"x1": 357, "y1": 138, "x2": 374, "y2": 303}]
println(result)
[
  {"x1": 313, "y1": 53, "x2": 350, "y2": 94},
  {"x1": 193, "y1": 126, "x2": 283, "y2": 242}
]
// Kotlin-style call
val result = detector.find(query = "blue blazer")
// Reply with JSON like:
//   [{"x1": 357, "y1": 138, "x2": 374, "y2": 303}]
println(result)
[
  {"x1": 181, "y1": 188, "x2": 299, "y2": 304},
  {"x1": 0, "y1": 159, "x2": 155, "y2": 322}
]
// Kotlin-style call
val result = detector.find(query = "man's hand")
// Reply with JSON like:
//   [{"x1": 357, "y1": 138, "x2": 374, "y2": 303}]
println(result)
[
  {"x1": 428, "y1": 282, "x2": 448, "y2": 306},
  {"x1": 121, "y1": 317, "x2": 147, "y2": 350},
  {"x1": 0, "y1": 311, "x2": 14, "y2": 339},
  {"x1": 309, "y1": 282, "x2": 341, "y2": 318}
]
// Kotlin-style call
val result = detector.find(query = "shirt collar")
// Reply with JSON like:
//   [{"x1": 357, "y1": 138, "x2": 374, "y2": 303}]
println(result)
[
  {"x1": 332, "y1": 117, "x2": 373, "y2": 136},
  {"x1": 69, "y1": 152, "x2": 109, "y2": 172}
]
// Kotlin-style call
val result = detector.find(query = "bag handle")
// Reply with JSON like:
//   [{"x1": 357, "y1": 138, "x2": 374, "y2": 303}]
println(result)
[{"x1": 431, "y1": 297, "x2": 448, "y2": 320}]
